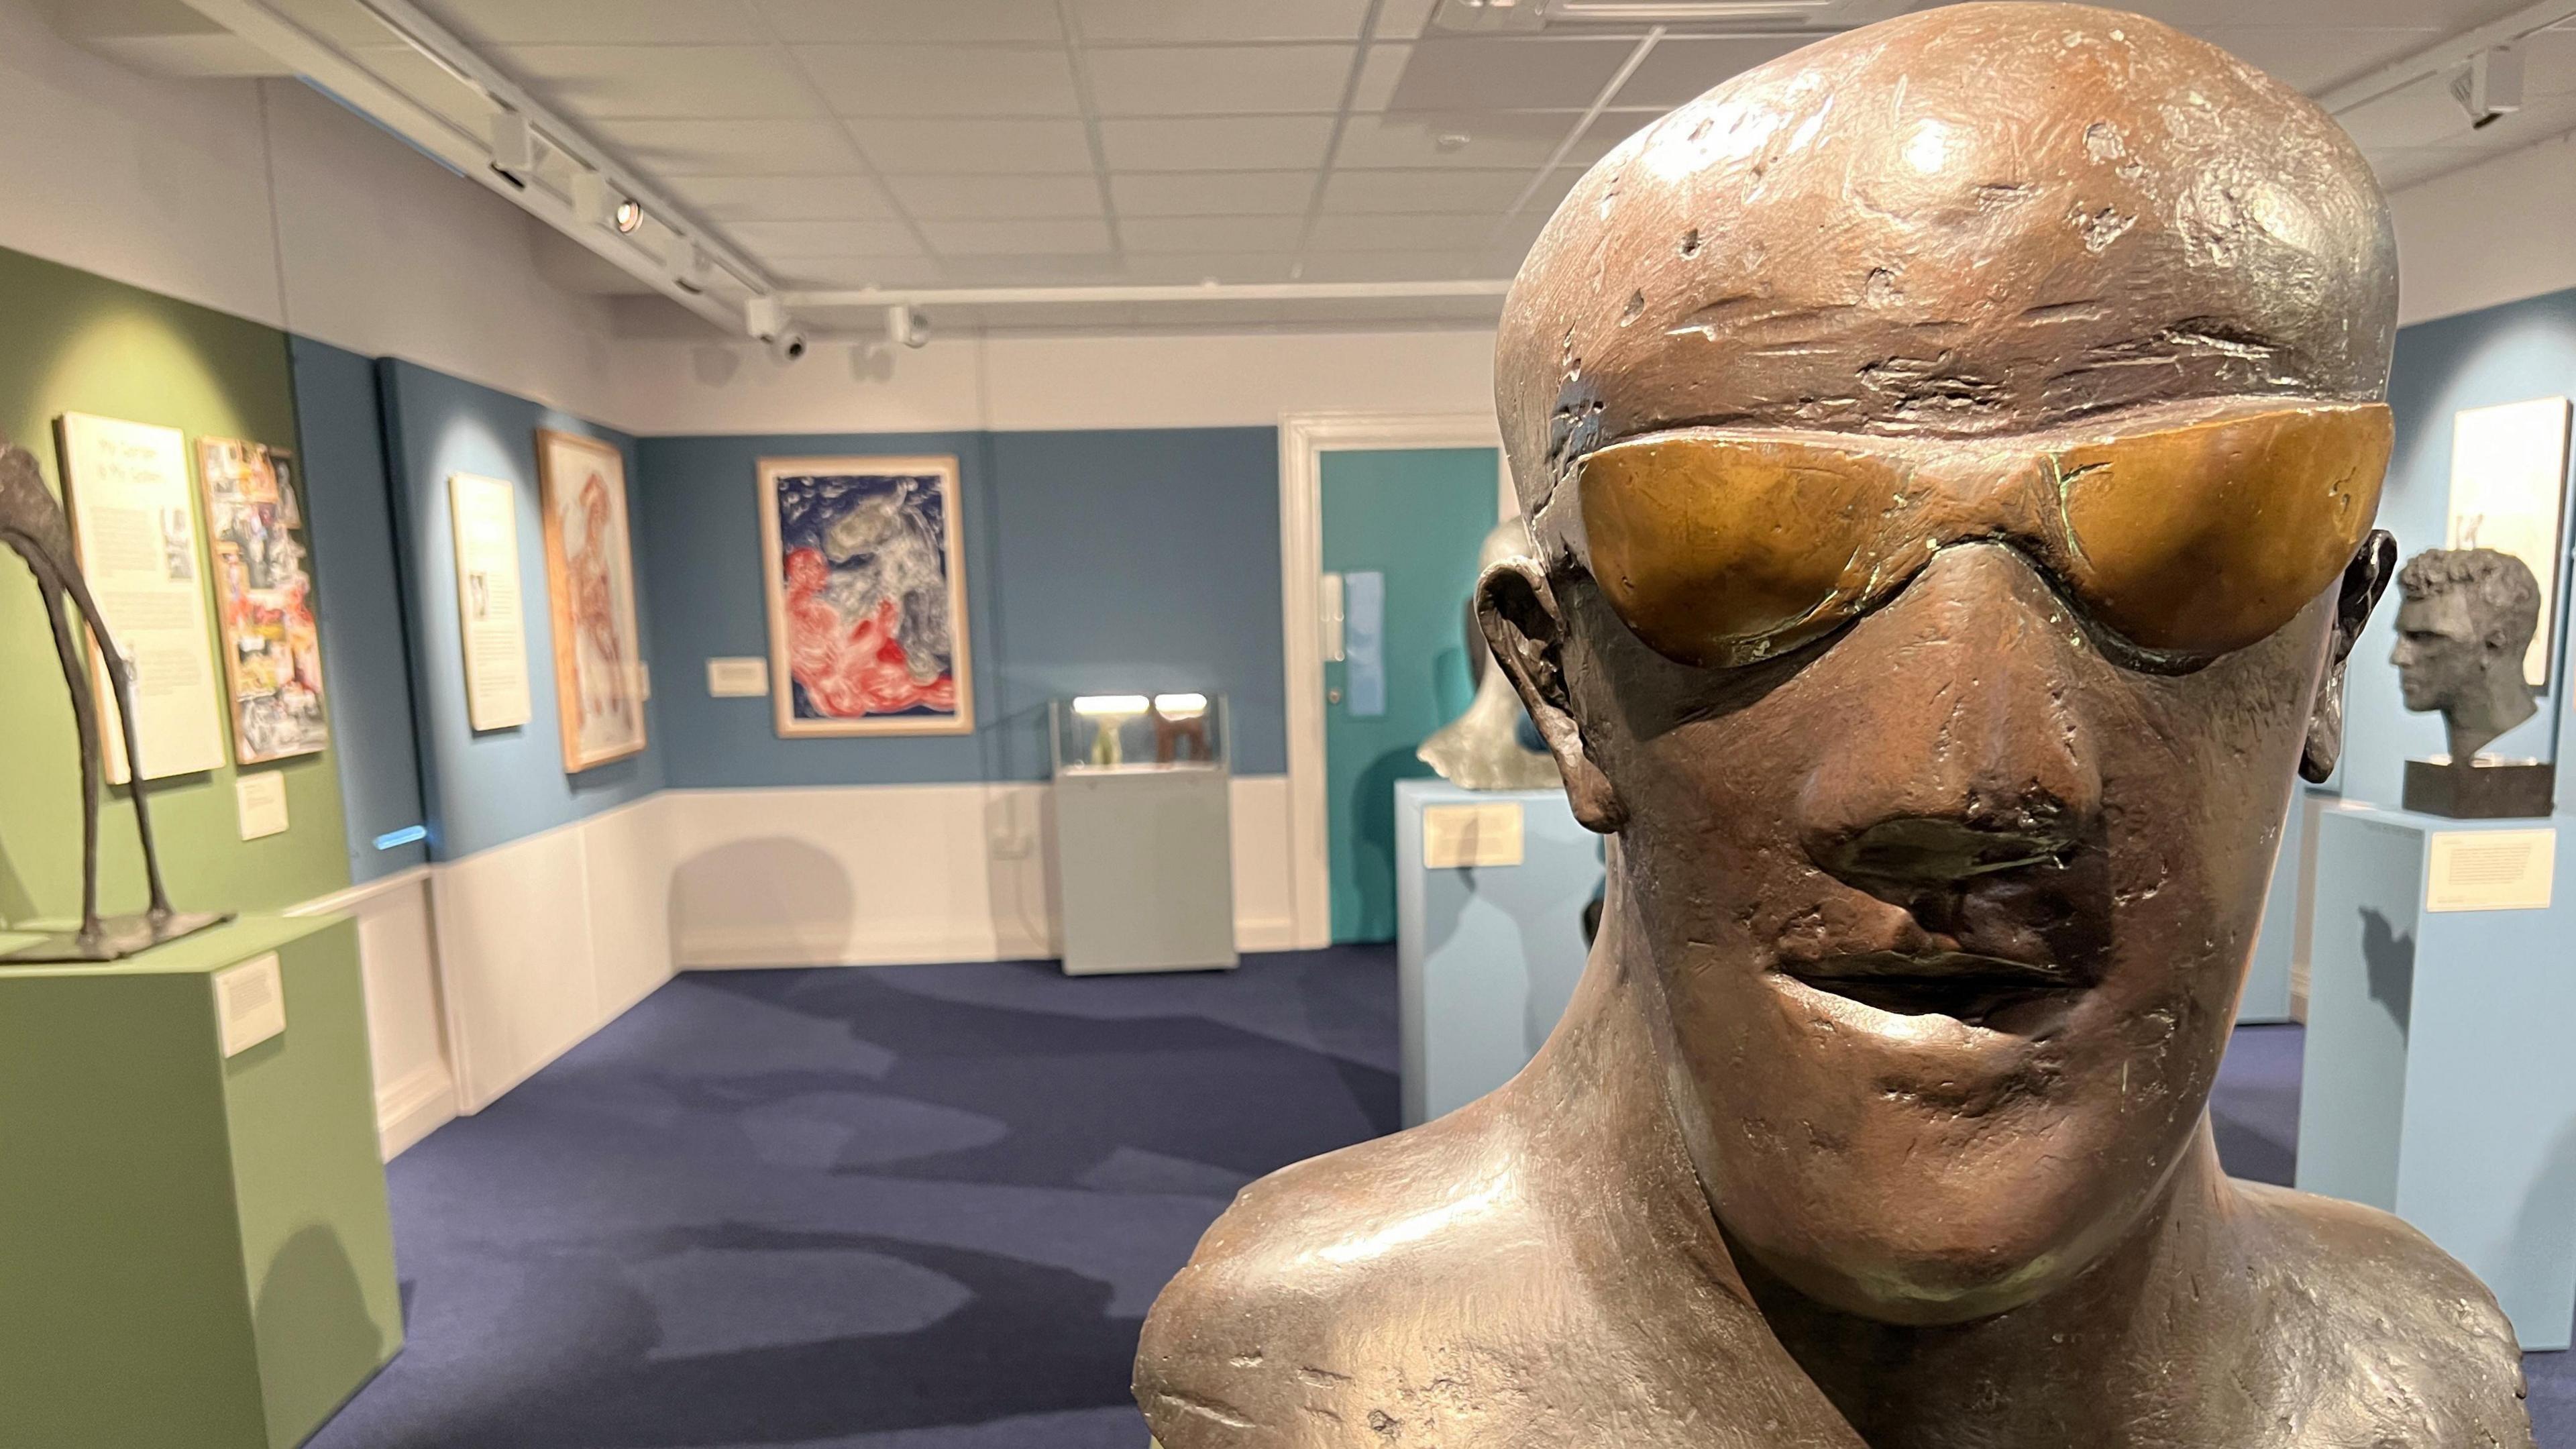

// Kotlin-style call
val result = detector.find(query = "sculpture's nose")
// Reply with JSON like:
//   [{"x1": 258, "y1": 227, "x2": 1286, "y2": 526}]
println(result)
[{"x1": 1796, "y1": 544, "x2": 2104, "y2": 899}]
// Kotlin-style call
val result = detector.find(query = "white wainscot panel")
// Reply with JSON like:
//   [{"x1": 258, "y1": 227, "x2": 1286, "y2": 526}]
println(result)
[
  {"x1": 665, "y1": 778, "x2": 1296, "y2": 969},
  {"x1": 433, "y1": 822, "x2": 602, "y2": 1112},
  {"x1": 291, "y1": 866, "x2": 455, "y2": 1159},
  {"x1": 580, "y1": 794, "x2": 682, "y2": 1018}
]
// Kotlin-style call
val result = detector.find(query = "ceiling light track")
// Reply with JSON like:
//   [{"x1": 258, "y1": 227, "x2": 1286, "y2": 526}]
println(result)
[
  {"x1": 2317, "y1": 0, "x2": 2576, "y2": 116},
  {"x1": 779, "y1": 280, "x2": 1515, "y2": 310},
  {"x1": 172, "y1": 0, "x2": 780, "y2": 340}
]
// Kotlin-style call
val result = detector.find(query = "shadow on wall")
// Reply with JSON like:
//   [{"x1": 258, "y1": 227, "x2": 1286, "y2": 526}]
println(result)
[
  {"x1": 252, "y1": 1224, "x2": 387, "y2": 1442},
  {"x1": 671, "y1": 839, "x2": 857, "y2": 967},
  {"x1": 2361, "y1": 907, "x2": 2416, "y2": 1038}
]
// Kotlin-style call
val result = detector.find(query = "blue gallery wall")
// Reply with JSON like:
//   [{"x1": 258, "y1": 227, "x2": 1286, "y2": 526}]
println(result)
[
  {"x1": 289, "y1": 336, "x2": 429, "y2": 881},
  {"x1": 2346, "y1": 287, "x2": 2576, "y2": 814},
  {"x1": 377, "y1": 358, "x2": 666, "y2": 858},
  {"x1": 637, "y1": 426, "x2": 1284, "y2": 788}
]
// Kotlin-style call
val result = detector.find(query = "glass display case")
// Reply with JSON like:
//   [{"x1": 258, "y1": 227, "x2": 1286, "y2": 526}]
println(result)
[
  {"x1": 1047, "y1": 692, "x2": 1237, "y2": 975},
  {"x1": 1049, "y1": 692, "x2": 1229, "y2": 775}
]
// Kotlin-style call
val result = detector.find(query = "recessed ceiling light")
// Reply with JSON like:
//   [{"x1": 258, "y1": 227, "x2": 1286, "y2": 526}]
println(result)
[
  {"x1": 1436, "y1": 132, "x2": 1472, "y2": 152},
  {"x1": 614, "y1": 198, "x2": 644, "y2": 234}
]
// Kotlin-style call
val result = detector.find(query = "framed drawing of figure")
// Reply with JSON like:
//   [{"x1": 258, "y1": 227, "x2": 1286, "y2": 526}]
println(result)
[
  {"x1": 756, "y1": 455, "x2": 973, "y2": 737},
  {"x1": 197, "y1": 437, "x2": 329, "y2": 764},
  {"x1": 536, "y1": 429, "x2": 647, "y2": 771}
]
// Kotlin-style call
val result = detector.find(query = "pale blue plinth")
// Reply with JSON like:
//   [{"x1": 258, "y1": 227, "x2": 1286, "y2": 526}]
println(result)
[
  {"x1": 1395, "y1": 780, "x2": 1604, "y2": 1127},
  {"x1": 2296, "y1": 804, "x2": 2576, "y2": 1350},
  {"x1": 2241, "y1": 788, "x2": 2334, "y2": 1024}
]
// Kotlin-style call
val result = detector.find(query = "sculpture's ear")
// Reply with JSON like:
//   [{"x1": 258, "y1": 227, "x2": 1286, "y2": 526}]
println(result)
[
  {"x1": 1478, "y1": 558, "x2": 1627, "y2": 833},
  {"x1": 2302, "y1": 529, "x2": 2398, "y2": 784}
]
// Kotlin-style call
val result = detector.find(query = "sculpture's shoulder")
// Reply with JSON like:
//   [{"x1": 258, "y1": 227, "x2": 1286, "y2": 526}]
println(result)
[
  {"x1": 1134, "y1": 1102, "x2": 1535, "y2": 1445},
  {"x1": 2233, "y1": 1181, "x2": 2534, "y2": 1446},
  {"x1": 1136, "y1": 1097, "x2": 1621, "y2": 1448}
]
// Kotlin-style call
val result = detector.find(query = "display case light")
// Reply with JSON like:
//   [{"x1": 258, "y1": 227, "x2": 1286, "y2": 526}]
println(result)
[
  {"x1": 1153, "y1": 693, "x2": 1209, "y2": 716},
  {"x1": 1073, "y1": 694, "x2": 1150, "y2": 716}
]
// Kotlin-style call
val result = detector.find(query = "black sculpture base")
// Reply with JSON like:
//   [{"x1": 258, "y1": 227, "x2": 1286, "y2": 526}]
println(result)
[
  {"x1": 2403, "y1": 758, "x2": 2557, "y2": 819},
  {"x1": 0, "y1": 910, "x2": 232, "y2": 965}
]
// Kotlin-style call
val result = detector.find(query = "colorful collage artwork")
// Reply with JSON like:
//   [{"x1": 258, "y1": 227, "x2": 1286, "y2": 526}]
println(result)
[{"x1": 197, "y1": 437, "x2": 328, "y2": 765}]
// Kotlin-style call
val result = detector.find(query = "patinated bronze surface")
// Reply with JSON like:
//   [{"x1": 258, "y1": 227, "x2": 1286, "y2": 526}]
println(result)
[
  {"x1": 1138, "y1": 7, "x2": 2533, "y2": 1446},
  {"x1": 0, "y1": 442, "x2": 227, "y2": 963},
  {"x1": 2393, "y1": 546, "x2": 2554, "y2": 816},
  {"x1": 1417, "y1": 518, "x2": 1560, "y2": 790}
]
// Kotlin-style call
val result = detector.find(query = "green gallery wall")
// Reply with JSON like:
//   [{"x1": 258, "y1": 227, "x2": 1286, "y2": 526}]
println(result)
[{"x1": 0, "y1": 244, "x2": 351, "y2": 932}]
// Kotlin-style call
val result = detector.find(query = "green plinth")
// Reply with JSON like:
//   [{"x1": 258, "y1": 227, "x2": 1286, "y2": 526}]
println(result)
[{"x1": 0, "y1": 914, "x2": 402, "y2": 1448}]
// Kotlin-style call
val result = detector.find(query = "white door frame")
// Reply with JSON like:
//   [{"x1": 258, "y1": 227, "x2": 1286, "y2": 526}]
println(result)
[{"x1": 1277, "y1": 411, "x2": 1512, "y2": 949}]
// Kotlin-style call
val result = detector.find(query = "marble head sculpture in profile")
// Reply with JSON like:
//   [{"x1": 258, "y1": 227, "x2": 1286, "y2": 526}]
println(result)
[{"x1": 1136, "y1": 5, "x2": 2535, "y2": 1446}]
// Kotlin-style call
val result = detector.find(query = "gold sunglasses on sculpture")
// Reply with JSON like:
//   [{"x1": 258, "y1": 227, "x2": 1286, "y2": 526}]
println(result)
[{"x1": 1575, "y1": 400, "x2": 2394, "y2": 669}]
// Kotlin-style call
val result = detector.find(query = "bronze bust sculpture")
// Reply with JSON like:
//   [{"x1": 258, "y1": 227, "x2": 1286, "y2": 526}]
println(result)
[
  {"x1": 2392, "y1": 547, "x2": 2554, "y2": 817},
  {"x1": 1417, "y1": 518, "x2": 1560, "y2": 791},
  {"x1": 1137, "y1": 7, "x2": 2534, "y2": 1446}
]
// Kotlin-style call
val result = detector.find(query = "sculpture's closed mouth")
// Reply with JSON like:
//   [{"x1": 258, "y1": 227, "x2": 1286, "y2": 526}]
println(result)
[{"x1": 1783, "y1": 950, "x2": 2087, "y2": 1026}]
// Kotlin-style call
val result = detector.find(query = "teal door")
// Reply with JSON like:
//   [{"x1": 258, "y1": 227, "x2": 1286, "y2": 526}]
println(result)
[{"x1": 1320, "y1": 447, "x2": 1501, "y2": 943}]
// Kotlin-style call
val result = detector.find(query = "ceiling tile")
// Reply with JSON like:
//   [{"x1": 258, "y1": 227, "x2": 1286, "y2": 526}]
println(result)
[
  {"x1": 1613, "y1": 36, "x2": 1810, "y2": 109},
  {"x1": 1110, "y1": 170, "x2": 1318, "y2": 215},
  {"x1": 1385, "y1": 36, "x2": 1639, "y2": 112},
  {"x1": 798, "y1": 44, "x2": 1083, "y2": 117},
  {"x1": 2338, "y1": 73, "x2": 2487, "y2": 151},
  {"x1": 664, "y1": 175, "x2": 898, "y2": 221},
  {"x1": 853, "y1": 117, "x2": 1099, "y2": 173},
  {"x1": 754, "y1": 0, "x2": 1064, "y2": 45},
  {"x1": 922, "y1": 218, "x2": 1117, "y2": 254},
  {"x1": 1084, "y1": 44, "x2": 1359, "y2": 116},
  {"x1": 2113, "y1": 0, "x2": 2501, "y2": 28},
  {"x1": 417, "y1": 0, "x2": 751, "y2": 44},
  {"x1": 493, "y1": 45, "x2": 819, "y2": 119},
  {"x1": 1320, "y1": 166, "x2": 1538, "y2": 212},
  {"x1": 1307, "y1": 212, "x2": 1505, "y2": 251},
  {"x1": 767, "y1": 256, "x2": 952, "y2": 288},
  {"x1": 592, "y1": 118, "x2": 865, "y2": 175},
  {"x1": 1351, "y1": 42, "x2": 1412, "y2": 112},
  {"x1": 2520, "y1": 27, "x2": 2576, "y2": 97},
  {"x1": 1120, "y1": 216, "x2": 1307, "y2": 252},
  {"x1": 1071, "y1": 0, "x2": 1376, "y2": 44},
  {"x1": 724, "y1": 219, "x2": 925, "y2": 256},
  {"x1": 883, "y1": 174, "x2": 1106, "y2": 219},
  {"x1": 1293, "y1": 250, "x2": 1488, "y2": 281},
  {"x1": 2191, "y1": 26, "x2": 2444, "y2": 93},
  {"x1": 1375, "y1": 0, "x2": 1442, "y2": 44},
  {"x1": 1101, "y1": 115, "x2": 1336, "y2": 170},
  {"x1": 1113, "y1": 253, "x2": 1301, "y2": 283},
  {"x1": 1334, "y1": 112, "x2": 1576, "y2": 169}
]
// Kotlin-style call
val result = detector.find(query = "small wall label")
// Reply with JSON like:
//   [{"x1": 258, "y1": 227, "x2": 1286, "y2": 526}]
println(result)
[
  {"x1": 235, "y1": 770, "x2": 288, "y2": 841},
  {"x1": 1424, "y1": 802, "x2": 1525, "y2": 869},
  {"x1": 215, "y1": 953, "x2": 286, "y2": 1057},
  {"x1": 2426, "y1": 828, "x2": 2556, "y2": 912},
  {"x1": 706, "y1": 657, "x2": 769, "y2": 697}
]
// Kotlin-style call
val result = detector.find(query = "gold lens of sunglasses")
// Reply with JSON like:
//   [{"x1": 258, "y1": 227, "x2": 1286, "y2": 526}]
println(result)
[
  {"x1": 1579, "y1": 434, "x2": 1904, "y2": 667},
  {"x1": 2053, "y1": 404, "x2": 2391, "y2": 659}
]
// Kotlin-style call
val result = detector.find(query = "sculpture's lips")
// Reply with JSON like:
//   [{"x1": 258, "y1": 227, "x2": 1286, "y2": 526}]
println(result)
[{"x1": 1782, "y1": 949, "x2": 2088, "y2": 1025}]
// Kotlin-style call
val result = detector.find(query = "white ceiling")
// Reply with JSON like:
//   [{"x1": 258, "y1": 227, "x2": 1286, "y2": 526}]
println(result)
[{"x1": 207, "y1": 0, "x2": 2576, "y2": 332}]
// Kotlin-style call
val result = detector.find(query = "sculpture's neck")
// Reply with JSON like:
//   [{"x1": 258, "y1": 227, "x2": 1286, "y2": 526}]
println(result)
[{"x1": 2447, "y1": 665, "x2": 2536, "y2": 763}]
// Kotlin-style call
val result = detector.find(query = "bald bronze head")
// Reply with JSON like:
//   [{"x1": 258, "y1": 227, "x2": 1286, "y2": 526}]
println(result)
[{"x1": 1481, "y1": 3, "x2": 2398, "y2": 1325}]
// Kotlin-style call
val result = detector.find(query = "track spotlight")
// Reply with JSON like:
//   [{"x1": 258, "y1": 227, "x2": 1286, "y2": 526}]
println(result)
[{"x1": 614, "y1": 198, "x2": 644, "y2": 234}]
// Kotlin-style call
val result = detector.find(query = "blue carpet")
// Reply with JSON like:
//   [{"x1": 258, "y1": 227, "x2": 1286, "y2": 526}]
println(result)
[{"x1": 313, "y1": 956, "x2": 2568, "y2": 1446}]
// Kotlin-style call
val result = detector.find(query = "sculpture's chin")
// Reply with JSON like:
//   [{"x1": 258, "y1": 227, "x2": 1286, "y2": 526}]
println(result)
[{"x1": 1732, "y1": 1230, "x2": 2089, "y2": 1327}]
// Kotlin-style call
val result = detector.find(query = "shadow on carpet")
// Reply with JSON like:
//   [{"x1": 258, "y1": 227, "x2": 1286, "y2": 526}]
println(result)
[{"x1": 309, "y1": 948, "x2": 1399, "y2": 1449}]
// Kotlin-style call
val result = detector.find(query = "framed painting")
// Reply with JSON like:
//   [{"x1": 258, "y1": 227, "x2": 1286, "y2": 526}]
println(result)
[
  {"x1": 197, "y1": 435, "x2": 329, "y2": 765},
  {"x1": 537, "y1": 429, "x2": 648, "y2": 771},
  {"x1": 757, "y1": 454, "x2": 973, "y2": 737}
]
